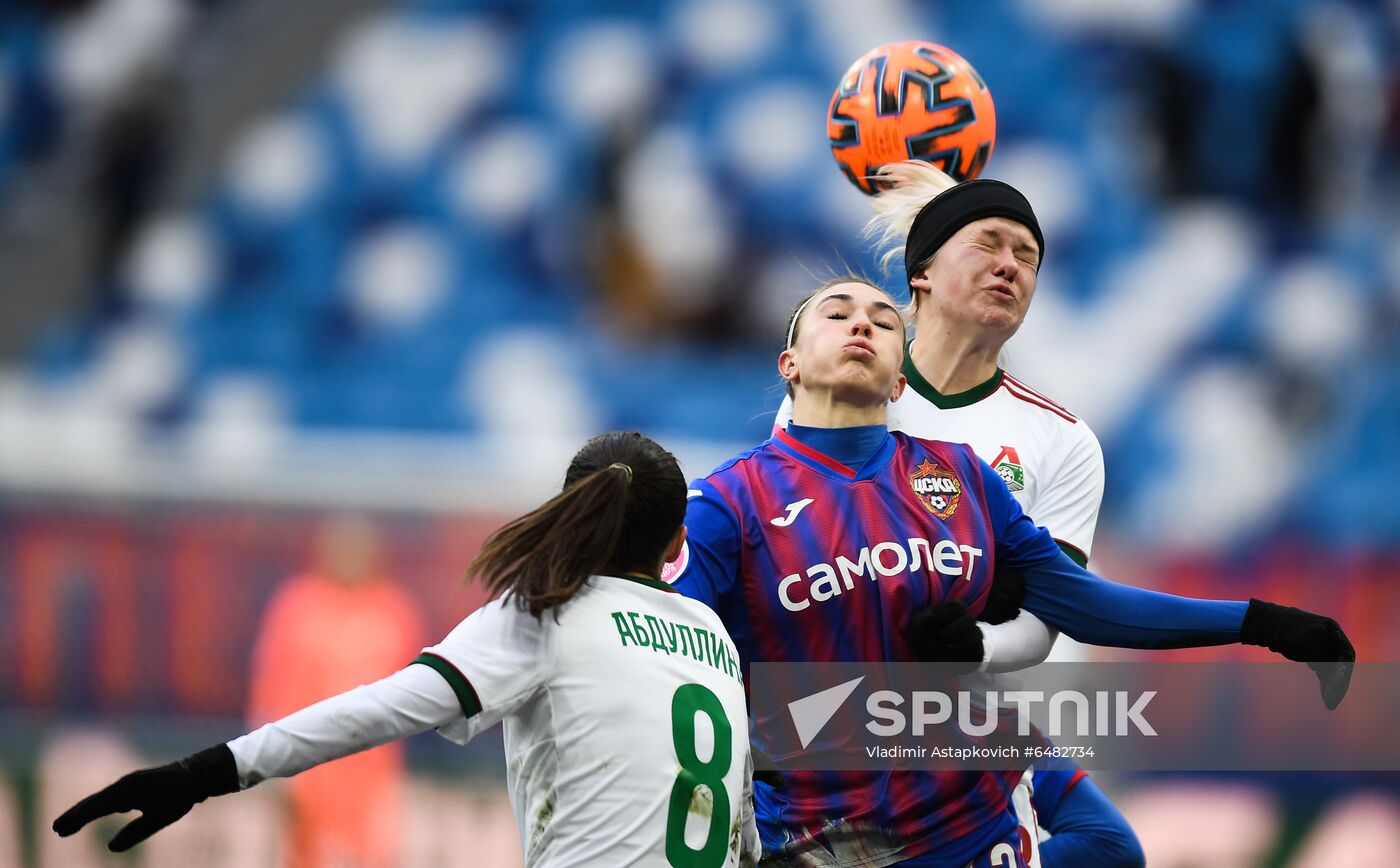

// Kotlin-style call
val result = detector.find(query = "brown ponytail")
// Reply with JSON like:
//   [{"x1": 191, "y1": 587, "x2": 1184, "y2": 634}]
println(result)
[{"x1": 468, "y1": 431, "x2": 687, "y2": 617}]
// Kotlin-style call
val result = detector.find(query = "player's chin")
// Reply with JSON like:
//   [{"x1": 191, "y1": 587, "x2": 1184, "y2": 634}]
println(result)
[
  {"x1": 838, "y1": 352, "x2": 895, "y2": 373},
  {"x1": 832, "y1": 373, "x2": 898, "y2": 405},
  {"x1": 977, "y1": 307, "x2": 1024, "y2": 332}
]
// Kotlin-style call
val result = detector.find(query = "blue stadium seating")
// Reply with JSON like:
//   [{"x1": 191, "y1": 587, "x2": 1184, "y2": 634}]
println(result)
[{"x1": 7, "y1": 0, "x2": 1400, "y2": 543}]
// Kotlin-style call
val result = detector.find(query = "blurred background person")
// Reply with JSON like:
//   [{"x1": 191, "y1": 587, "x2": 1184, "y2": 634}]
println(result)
[{"x1": 247, "y1": 514, "x2": 426, "y2": 868}]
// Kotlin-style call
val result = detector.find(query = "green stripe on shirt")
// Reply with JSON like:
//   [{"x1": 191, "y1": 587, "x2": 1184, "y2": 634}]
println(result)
[
  {"x1": 1056, "y1": 539, "x2": 1089, "y2": 568},
  {"x1": 412, "y1": 652, "x2": 482, "y2": 719}
]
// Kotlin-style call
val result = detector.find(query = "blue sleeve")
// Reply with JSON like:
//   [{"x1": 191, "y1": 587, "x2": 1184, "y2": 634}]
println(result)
[
  {"x1": 1026, "y1": 756, "x2": 1083, "y2": 820},
  {"x1": 980, "y1": 460, "x2": 1248, "y2": 649},
  {"x1": 671, "y1": 478, "x2": 742, "y2": 611},
  {"x1": 1037, "y1": 775, "x2": 1145, "y2": 868},
  {"x1": 1021, "y1": 550, "x2": 1246, "y2": 648},
  {"x1": 977, "y1": 457, "x2": 1066, "y2": 567}
]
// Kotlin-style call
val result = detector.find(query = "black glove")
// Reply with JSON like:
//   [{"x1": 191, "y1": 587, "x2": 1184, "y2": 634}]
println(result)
[
  {"x1": 1241, "y1": 599, "x2": 1355, "y2": 710},
  {"x1": 52, "y1": 744, "x2": 240, "y2": 852},
  {"x1": 908, "y1": 602, "x2": 984, "y2": 673},
  {"x1": 980, "y1": 563, "x2": 1025, "y2": 626},
  {"x1": 751, "y1": 743, "x2": 785, "y2": 789}
]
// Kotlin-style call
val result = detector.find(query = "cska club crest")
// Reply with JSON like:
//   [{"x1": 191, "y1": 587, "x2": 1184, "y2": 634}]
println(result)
[{"x1": 909, "y1": 459, "x2": 961, "y2": 519}]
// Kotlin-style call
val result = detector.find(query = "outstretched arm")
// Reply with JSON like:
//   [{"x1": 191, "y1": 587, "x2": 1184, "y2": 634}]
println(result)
[
  {"x1": 910, "y1": 456, "x2": 1355, "y2": 708},
  {"x1": 1017, "y1": 550, "x2": 1353, "y2": 708},
  {"x1": 1018, "y1": 549, "x2": 1246, "y2": 649},
  {"x1": 52, "y1": 664, "x2": 460, "y2": 852},
  {"x1": 53, "y1": 591, "x2": 547, "y2": 853},
  {"x1": 230, "y1": 663, "x2": 459, "y2": 785}
]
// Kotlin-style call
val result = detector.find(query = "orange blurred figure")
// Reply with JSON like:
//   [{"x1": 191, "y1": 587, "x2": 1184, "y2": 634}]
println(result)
[{"x1": 248, "y1": 515, "x2": 426, "y2": 868}]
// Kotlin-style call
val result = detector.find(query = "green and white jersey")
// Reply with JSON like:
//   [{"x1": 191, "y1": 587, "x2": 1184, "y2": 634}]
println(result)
[
  {"x1": 887, "y1": 358, "x2": 1104, "y2": 565},
  {"x1": 417, "y1": 575, "x2": 760, "y2": 868},
  {"x1": 777, "y1": 358, "x2": 1104, "y2": 564}
]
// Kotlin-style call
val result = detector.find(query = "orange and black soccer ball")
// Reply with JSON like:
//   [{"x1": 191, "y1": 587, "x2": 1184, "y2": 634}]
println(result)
[{"x1": 828, "y1": 41, "x2": 996, "y2": 195}]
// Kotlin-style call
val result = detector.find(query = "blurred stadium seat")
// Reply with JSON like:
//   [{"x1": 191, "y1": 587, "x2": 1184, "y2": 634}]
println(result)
[{"x1": 0, "y1": 0, "x2": 1392, "y2": 545}]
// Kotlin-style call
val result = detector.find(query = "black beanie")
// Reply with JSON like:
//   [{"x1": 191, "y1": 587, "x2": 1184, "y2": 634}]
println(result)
[{"x1": 903, "y1": 179, "x2": 1044, "y2": 282}]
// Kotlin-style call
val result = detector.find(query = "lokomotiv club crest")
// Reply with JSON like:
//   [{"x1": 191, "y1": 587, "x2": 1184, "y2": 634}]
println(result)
[{"x1": 909, "y1": 459, "x2": 961, "y2": 519}]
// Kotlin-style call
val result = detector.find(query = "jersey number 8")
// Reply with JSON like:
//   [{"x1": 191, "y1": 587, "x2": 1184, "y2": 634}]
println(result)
[{"x1": 665, "y1": 683, "x2": 733, "y2": 868}]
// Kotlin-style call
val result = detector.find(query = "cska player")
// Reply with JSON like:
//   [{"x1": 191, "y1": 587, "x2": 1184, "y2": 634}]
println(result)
[
  {"x1": 776, "y1": 163, "x2": 1132, "y2": 864},
  {"x1": 673, "y1": 276, "x2": 1354, "y2": 867}
]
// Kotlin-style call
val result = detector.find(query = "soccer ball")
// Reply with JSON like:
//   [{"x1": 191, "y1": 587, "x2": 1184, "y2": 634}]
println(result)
[{"x1": 828, "y1": 41, "x2": 996, "y2": 195}]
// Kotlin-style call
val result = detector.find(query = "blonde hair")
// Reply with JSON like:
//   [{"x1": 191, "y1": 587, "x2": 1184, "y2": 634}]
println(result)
[{"x1": 864, "y1": 161, "x2": 959, "y2": 283}]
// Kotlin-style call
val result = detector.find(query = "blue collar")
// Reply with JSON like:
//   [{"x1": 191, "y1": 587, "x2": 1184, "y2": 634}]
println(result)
[{"x1": 779, "y1": 423, "x2": 893, "y2": 480}]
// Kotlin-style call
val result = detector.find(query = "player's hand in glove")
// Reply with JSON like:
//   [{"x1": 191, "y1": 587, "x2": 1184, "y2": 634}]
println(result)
[
  {"x1": 1241, "y1": 599, "x2": 1355, "y2": 710},
  {"x1": 52, "y1": 744, "x2": 240, "y2": 852},
  {"x1": 908, "y1": 601, "x2": 984, "y2": 674},
  {"x1": 980, "y1": 562, "x2": 1026, "y2": 626}
]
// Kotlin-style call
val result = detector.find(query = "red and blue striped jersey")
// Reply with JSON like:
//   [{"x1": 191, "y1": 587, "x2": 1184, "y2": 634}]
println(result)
[{"x1": 673, "y1": 429, "x2": 1063, "y2": 866}]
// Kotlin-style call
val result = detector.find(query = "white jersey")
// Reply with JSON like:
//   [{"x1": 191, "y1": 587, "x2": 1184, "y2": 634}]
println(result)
[
  {"x1": 423, "y1": 575, "x2": 760, "y2": 868},
  {"x1": 228, "y1": 575, "x2": 759, "y2": 868},
  {"x1": 888, "y1": 363, "x2": 1104, "y2": 562},
  {"x1": 777, "y1": 364, "x2": 1104, "y2": 562}
]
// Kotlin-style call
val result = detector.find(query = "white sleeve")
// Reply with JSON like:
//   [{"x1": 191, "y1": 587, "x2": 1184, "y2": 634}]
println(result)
[
  {"x1": 227, "y1": 664, "x2": 461, "y2": 788},
  {"x1": 977, "y1": 422, "x2": 1104, "y2": 671},
  {"x1": 414, "y1": 596, "x2": 551, "y2": 745},
  {"x1": 1031, "y1": 421, "x2": 1105, "y2": 563},
  {"x1": 977, "y1": 612, "x2": 1056, "y2": 673}
]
